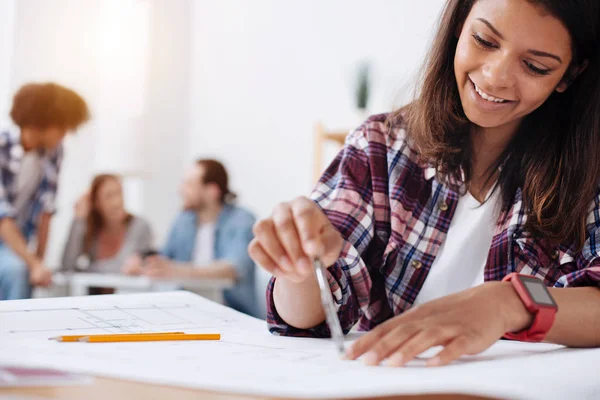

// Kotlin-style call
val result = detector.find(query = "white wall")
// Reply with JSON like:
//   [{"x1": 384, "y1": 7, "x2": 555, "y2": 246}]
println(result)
[
  {"x1": 189, "y1": 0, "x2": 446, "y2": 219},
  {"x1": 143, "y1": 0, "x2": 192, "y2": 246},
  {"x1": 0, "y1": 0, "x2": 17, "y2": 129}
]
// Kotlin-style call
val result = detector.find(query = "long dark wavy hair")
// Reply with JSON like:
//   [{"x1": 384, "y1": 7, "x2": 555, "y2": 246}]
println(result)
[
  {"x1": 84, "y1": 174, "x2": 133, "y2": 254},
  {"x1": 397, "y1": 0, "x2": 600, "y2": 250}
]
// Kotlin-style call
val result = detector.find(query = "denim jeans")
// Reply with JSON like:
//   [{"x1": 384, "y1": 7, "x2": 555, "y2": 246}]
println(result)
[{"x1": 0, "y1": 243, "x2": 31, "y2": 300}]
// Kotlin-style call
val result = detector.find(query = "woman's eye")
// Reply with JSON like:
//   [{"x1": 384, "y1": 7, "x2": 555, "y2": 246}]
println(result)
[
  {"x1": 472, "y1": 34, "x2": 496, "y2": 49},
  {"x1": 524, "y1": 61, "x2": 551, "y2": 76}
]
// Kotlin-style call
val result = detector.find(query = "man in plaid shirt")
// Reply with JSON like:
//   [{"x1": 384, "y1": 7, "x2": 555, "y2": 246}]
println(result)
[{"x1": 0, "y1": 83, "x2": 89, "y2": 300}]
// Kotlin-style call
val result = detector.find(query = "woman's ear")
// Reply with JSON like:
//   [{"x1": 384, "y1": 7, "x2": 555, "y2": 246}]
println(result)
[{"x1": 556, "y1": 60, "x2": 589, "y2": 93}]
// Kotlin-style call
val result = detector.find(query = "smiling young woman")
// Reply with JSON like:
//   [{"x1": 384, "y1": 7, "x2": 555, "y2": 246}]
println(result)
[{"x1": 248, "y1": 0, "x2": 600, "y2": 367}]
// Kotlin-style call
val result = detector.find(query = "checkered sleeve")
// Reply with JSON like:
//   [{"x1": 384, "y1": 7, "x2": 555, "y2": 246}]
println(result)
[
  {"x1": 556, "y1": 187, "x2": 600, "y2": 288},
  {"x1": 267, "y1": 125, "x2": 378, "y2": 337},
  {"x1": 0, "y1": 135, "x2": 15, "y2": 220}
]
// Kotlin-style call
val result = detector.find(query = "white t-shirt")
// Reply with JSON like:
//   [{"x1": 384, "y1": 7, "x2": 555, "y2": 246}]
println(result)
[
  {"x1": 14, "y1": 151, "x2": 43, "y2": 227},
  {"x1": 193, "y1": 223, "x2": 216, "y2": 267},
  {"x1": 412, "y1": 188, "x2": 499, "y2": 306}
]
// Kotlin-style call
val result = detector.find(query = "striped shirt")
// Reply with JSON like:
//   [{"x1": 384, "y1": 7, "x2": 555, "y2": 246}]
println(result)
[
  {"x1": 0, "y1": 131, "x2": 63, "y2": 242},
  {"x1": 266, "y1": 113, "x2": 600, "y2": 337}
]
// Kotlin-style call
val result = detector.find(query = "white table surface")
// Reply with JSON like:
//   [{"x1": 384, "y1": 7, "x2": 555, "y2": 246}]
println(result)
[{"x1": 47, "y1": 272, "x2": 234, "y2": 302}]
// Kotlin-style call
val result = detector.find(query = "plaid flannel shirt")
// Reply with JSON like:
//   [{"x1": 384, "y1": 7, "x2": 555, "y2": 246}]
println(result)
[
  {"x1": 0, "y1": 131, "x2": 63, "y2": 242},
  {"x1": 267, "y1": 114, "x2": 600, "y2": 337}
]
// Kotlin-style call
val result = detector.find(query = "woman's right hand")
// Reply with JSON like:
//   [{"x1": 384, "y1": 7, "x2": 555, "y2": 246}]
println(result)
[
  {"x1": 74, "y1": 191, "x2": 91, "y2": 220},
  {"x1": 248, "y1": 196, "x2": 343, "y2": 283},
  {"x1": 122, "y1": 254, "x2": 143, "y2": 276}
]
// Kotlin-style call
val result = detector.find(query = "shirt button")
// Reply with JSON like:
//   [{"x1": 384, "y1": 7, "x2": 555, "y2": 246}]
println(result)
[
  {"x1": 551, "y1": 250, "x2": 559, "y2": 260},
  {"x1": 438, "y1": 201, "x2": 449, "y2": 211},
  {"x1": 411, "y1": 260, "x2": 423, "y2": 270}
]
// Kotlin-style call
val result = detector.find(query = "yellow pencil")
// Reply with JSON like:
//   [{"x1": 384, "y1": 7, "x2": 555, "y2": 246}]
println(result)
[
  {"x1": 78, "y1": 333, "x2": 221, "y2": 343},
  {"x1": 50, "y1": 332, "x2": 185, "y2": 342}
]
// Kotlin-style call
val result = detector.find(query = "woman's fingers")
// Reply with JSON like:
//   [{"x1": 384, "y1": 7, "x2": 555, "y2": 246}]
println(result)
[
  {"x1": 248, "y1": 239, "x2": 282, "y2": 277},
  {"x1": 272, "y1": 202, "x2": 312, "y2": 278},
  {"x1": 252, "y1": 218, "x2": 307, "y2": 281},
  {"x1": 290, "y1": 197, "x2": 329, "y2": 256},
  {"x1": 346, "y1": 302, "x2": 440, "y2": 360},
  {"x1": 349, "y1": 322, "x2": 420, "y2": 365},
  {"x1": 427, "y1": 335, "x2": 472, "y2": 367},
  {"x1": 250, "y1": 196, "x2": 342, "y2": 280},
  {"x1": 387, "y1": 325, "x2": 457, "y2": 367},
  {"x1": 290, "y1": 197, "x2": 342, "y2": 266},
  {"x1": 253, "y1": 219, "x2": 293, "y2": 271}
]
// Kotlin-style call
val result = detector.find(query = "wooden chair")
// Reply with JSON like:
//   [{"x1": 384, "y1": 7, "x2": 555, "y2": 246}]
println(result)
[{"x1": 313, "y1": 123, "x2": 349, "y2": 183}]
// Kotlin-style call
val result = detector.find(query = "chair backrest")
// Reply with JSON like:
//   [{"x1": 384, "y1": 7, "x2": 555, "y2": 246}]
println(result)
[{"x1": 313, "y1": 123, "x2": 349, "y2": 183}]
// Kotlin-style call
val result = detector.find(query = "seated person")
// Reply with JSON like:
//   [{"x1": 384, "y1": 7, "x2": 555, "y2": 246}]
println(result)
[
  {"x1": 0, "y1": 83, "x2": 89, "y2": 301},
  {"x1": 123, "y1": 159, "x2": 258, "y2": 317},
  {"x1": 61, "y1": 174, "x2": 153, "y2": 280}
]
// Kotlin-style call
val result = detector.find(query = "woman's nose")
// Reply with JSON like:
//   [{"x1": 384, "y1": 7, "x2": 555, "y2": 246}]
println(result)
[{"x1": 482, "y1": 53, "x2": 517, "y2": 90}]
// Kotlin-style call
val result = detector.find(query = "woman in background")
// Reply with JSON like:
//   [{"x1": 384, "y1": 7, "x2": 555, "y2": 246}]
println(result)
[{"x1": 61, "y1": 174, "x2": 153, "y2": 276}]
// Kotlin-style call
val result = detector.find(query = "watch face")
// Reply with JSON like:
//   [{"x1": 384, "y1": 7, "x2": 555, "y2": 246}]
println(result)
[{"x1": 520, "y1": 276, "x2": 556, "y2": 307}]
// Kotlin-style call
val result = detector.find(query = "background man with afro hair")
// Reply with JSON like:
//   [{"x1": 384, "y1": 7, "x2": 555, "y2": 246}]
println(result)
[{"x1": 0, "y1": 82, "x2": 90, "y2": 300}]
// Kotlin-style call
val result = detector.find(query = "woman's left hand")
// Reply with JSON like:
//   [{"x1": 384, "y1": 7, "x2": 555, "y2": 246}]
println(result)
[
  {"x1": 122, "y1": 254, "x2": 143, "y2": 276},
  {"x1": 346, "y1": 281, "x2": 532, "y2": 367}
]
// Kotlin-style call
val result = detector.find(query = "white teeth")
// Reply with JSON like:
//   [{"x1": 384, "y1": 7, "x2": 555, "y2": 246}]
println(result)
[{"x1": 473, "y1": 82, "x2": 508, "y2": 103}]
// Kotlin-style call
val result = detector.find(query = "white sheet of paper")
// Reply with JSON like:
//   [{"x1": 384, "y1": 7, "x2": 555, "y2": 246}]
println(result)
[{"x1": 0, "y1": 291, "x2": 598, "y2": 399}]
